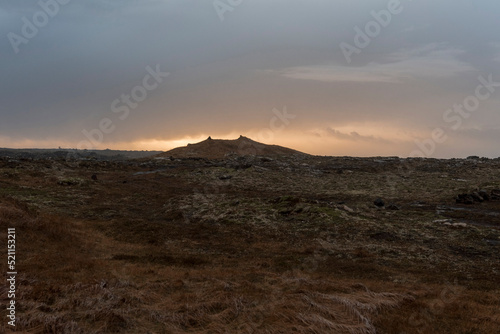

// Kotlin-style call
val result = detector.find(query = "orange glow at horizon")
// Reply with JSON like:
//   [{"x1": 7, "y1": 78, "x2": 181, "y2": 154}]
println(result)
[{"x1": 0, "y1": 123, "x2": 432, "y2": 157}]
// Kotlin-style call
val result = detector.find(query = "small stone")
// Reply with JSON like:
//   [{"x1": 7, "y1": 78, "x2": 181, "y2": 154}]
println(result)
[
  {"x1": 341, "y1": 204, "x2": 354, "y2": 213},
  {"x1": 294, "y1": 206, "x2": 304, "y2": 213},
  {"x1": 278, "y1": 208, "x2": 293, "y2": 215},
  {"x1": 433, "y1": 219, "x2": 452, "y2": 223},
  {"x1": 374, "y1": 198, "x2": 385, "y2": 207}
]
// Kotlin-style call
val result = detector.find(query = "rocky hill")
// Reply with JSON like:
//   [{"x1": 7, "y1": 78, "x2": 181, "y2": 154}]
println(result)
[{"x1": 157, "y1": 135, "x2": 307, "y2": 159}]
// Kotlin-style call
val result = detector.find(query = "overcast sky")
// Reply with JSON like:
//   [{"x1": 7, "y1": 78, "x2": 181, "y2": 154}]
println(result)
[{"x1": 1, "y1": 0, "x2": 500, "y2": 157}]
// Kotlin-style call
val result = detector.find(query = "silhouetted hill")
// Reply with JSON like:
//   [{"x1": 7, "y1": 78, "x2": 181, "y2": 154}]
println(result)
[{"x1": 157, "y1": 136, "x2": 307, "y2": 159}]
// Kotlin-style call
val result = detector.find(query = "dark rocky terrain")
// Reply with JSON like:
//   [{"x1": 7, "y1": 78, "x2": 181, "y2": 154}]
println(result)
[{"x1": 0, "y1": 139, "x2": 499, "y2": 333}]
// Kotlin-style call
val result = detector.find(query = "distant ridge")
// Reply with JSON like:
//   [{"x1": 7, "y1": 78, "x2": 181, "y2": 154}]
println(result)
[{"x1": 157, "y1": 136, "x2": 307, "y2": 159}]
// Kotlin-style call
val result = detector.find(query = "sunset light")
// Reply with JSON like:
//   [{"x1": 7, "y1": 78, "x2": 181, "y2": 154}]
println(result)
[{"x1": 2, "y1": 1, "x2": 499, "y2": 332}]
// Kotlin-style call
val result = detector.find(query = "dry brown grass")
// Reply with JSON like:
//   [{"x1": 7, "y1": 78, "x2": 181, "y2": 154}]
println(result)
[
  {"x1": 0, "y1": 199, "x2": 414, "y2": 333},
  {"x1": 1, "y1": 198, "x2": 498, "y2": 334}
]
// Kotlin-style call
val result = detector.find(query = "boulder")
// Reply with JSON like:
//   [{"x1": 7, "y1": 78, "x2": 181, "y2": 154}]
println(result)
[
  {"x1": 491, "y1": 189, "x2": 500, "y2": 200},
  {"x1": 478, "y1": 190, "x2": 490, "y2": 201},
  {"x1": 470, "y1": 192, "x2": 484, "y2": 202},
  {"x1": 456, "y1": 193, "x2": 474, "y2": 205}
]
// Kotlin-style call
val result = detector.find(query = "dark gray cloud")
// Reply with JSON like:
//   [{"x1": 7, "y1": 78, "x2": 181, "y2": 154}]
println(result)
[{"x1": 1, "y1": 0, "x2": 499, "y2": 157}]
